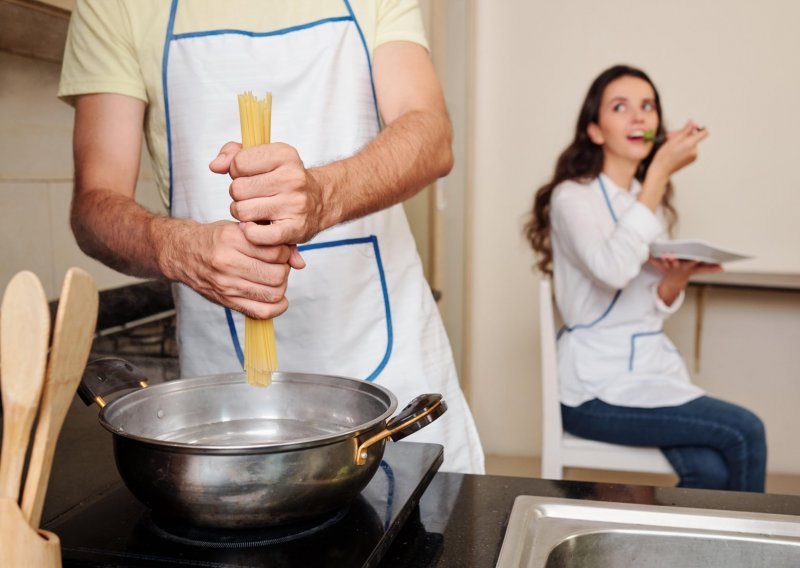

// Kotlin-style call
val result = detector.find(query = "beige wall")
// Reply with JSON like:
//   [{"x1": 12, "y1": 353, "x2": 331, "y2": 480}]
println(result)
[
  {"x1": 0, "y1": 51, "x2": 164, "y2": 298},
  {"x1": 467, "y1": 0, "x2": 800, "y2": 474},
  {"x1": 414, "y1": 0, "x2": 472, "y2": 380}
]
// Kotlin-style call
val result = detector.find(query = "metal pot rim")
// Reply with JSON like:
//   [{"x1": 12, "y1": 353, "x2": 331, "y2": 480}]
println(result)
[{"x1": 97, "y1": 371, "x2": 398, "y2": 454}]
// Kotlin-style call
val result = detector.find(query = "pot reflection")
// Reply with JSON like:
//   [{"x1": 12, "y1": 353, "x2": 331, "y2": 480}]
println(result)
[{"x1": 129, "y1": 493, "x2": 385, "y2": 565}]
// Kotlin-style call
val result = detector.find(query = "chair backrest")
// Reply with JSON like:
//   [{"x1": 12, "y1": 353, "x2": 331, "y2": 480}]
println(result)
[{"x1": 539, "y1": 278, "x2": 564, "y2": 457}]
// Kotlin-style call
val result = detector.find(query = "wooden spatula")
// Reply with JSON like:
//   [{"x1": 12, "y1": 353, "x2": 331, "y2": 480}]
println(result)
[
  {"x1": 21, "y1": 268, "x2": 98, "y2": 527},
  {"x1": 0, "y1": 271, "x2": 50, "y2": 502}
]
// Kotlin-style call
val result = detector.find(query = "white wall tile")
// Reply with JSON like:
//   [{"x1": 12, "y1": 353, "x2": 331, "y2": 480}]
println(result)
[
  {"x1": 0, "y1": 181, "x2": 57, "y2": 297},
  {"x1": 0, "y1": 52, "x2": 74, "y2": 182}
]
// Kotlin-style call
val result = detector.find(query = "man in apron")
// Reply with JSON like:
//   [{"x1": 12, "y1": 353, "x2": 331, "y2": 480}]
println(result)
[{"x1": 59, "y1": 0, "x2": 483, "y2": 474}]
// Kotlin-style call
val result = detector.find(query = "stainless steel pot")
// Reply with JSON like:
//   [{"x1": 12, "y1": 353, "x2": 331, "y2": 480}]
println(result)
[{"x1": 78, "y1": 357, "x2": 446, "y2": 529}]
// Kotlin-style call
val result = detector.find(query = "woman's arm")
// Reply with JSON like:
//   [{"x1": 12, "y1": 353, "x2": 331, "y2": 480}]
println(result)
[
  {"x1": 551, "y1": 185, "x2": 662, "y2": 290},
  {"x1": 648, "y1": 257, "x2": 723, "y2": 306},
  {"x1": 554, "y1": 122, "x2": 709, "y2": 291}
]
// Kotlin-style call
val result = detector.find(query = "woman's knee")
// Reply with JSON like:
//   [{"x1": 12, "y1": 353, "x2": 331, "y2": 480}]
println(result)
[
  {"x1": 746, "y1": 411, "x2": 766, "y2": 440},
  {"x1": 738, "y1": 408, "x2": 767, "y2": 456},
  {"x1": 664, "y1": 447, "x2": 729, "y2": 490},
  {"x1": 703, "y1": 397, "x2": 767, "y2": 455}
]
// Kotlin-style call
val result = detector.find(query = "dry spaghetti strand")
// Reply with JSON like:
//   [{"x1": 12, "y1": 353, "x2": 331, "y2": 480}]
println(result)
[{"x1": 238, "y1": 92, "x2": 277, "y2": 387}]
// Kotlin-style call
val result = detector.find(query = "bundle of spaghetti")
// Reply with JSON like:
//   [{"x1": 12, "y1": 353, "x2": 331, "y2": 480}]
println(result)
[{"x1": 238, "y1": 91, "x2": 278, "y2": 387}]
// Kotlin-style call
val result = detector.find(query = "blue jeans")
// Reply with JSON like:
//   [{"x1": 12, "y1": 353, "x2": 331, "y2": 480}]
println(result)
[{"x1": 561, "y1": 396, "x2": 767, "y2": 492}]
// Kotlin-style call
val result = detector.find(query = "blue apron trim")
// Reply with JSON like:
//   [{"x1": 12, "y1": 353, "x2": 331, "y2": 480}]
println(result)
[
  {"x1": 629, "y1": 330, "x2": 662, "y2": 371},
  {"x1": 378, "y1": 460, "x2": 395, "y2": 530},
  {"x1": 299, "y1": 235, "x2": 374, "y2": 252},
  {"x1": 225, "y1": 235, "x2": 394, "y2": 382},
  {"x1": 162, "y1": 0, "x2": 179, "y2": 209},
  {"x1": 597, "y1": 175, "x2": 619, "y2": 223},
  {"x1": 342, "y1": 0, "x2": 381, "y2": 129},
  {"x1": 172, "y1": 16, "x2": 354, "y2": 41},
  {"x1": 299, "y1": 235, "x2": 394, "y2": 382},
  {"x1": 558, "y1": 175, "x2": 624, "y2": 339},
  {"x1": 225, "y1": 307, "x2": 245, "y2": 366},
  {"x1": 557, "y1": 289, "x2": 622, "y2": 339}
]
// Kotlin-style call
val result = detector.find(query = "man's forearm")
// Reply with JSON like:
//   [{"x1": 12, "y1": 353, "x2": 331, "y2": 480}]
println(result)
[
  {"x1": 70, "y1": 188, "x2": 192, "y2": 280},
  {"x1": 311, "y1": 108, "x2": 453, "y2": 230}
]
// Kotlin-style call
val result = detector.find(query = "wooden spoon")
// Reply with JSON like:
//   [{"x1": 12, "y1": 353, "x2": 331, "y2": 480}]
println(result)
[
  {"x1": 21, "y1": 268, "x2": 98, "y2": 527},
  {"x1": 0, "y1": 271, "x2": 50, "y2": 502}
]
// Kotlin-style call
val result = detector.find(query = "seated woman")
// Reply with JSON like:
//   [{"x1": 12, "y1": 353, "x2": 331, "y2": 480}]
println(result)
[{"x1": 525, "y1": 64, "x2": 766, "y2": 492}]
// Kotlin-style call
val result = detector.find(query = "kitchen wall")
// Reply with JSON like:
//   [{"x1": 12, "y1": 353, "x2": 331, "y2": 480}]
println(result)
[
  {"x1": 415, "y1": 0, "x2": 472, "y2": 383},
  {"x1": 466, "y1": 0, "x2": 800, "y2": 475},
  {"x1": 0, "y1": 49, "x2": 164, "y2": 299}
]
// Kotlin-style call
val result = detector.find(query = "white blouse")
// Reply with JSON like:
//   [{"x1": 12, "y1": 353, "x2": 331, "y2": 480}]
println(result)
[{"x1": 550, "y1": 174, "x2": 704, "y2": 408}]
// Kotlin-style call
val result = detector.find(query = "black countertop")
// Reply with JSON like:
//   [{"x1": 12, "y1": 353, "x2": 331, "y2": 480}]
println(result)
[
  {"x1": 38, "y1": 436, "x2": 800, "y2": 568},
  {"x1": 381, "y1": 472, "x2": 800, "y2": 567},
  {"x1": 23, "y1": 343, "x2": 800, "y2": 567}
]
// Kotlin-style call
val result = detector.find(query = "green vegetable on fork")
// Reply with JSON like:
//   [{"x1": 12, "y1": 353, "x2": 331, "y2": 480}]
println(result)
[{"x1": 643, "y1": 126, "x2": 704, "y2": 144}]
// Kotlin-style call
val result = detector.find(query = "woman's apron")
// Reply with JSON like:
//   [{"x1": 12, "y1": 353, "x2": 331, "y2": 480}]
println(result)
[
  {"x1": 162, "y1": 0, "x2": 483, "y2": 473},
  {"x1": 557, "y1": 176, "x2": 702, "y2": 407}
]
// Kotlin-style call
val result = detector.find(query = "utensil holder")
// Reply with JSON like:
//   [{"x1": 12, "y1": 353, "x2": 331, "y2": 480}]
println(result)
[{"x1": 0, "y1": 498, "x2": 61, "y2": 567}]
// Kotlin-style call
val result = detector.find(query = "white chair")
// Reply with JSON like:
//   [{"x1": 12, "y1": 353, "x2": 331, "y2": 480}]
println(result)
[{"x1": 539, "y1": 278, "x2": 674, "y2": 480}]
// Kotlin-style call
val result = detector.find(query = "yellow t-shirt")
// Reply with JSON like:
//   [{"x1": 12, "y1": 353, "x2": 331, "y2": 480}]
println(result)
[{"x1": 59, "y1": 0, "x2": 429, "y2": 205}]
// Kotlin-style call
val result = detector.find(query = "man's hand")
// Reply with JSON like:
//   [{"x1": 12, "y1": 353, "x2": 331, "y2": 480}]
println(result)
[
  {"x1": 209, "y1": 142, "x2": 327, "y2": 246},
  {"x1": 161, "y1": 219, "x2": 302, "y2": 319},
  {"x1": 648, "y1": 256, "x2": 723, "y2": 306},
  {"x1": 72, "y1": 93, "x2": 303, "y2": 320},
  {"x1": 210, "y1": 41, "x2": 453, "y2": 249}
]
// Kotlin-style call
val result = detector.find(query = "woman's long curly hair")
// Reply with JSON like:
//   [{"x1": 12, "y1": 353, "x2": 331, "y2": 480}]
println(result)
[{"x1": 524, "y1": 65, "x2": 677, "y2": 276}]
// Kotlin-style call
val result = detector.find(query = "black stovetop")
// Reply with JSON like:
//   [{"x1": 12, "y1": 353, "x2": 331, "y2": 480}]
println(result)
[{"x1": 45, "y1": 442, "x2": 443, "y2": 568}]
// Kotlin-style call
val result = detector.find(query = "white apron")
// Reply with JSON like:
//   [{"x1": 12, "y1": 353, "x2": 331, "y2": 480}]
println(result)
[
  {"x1": 557, "y1": 176, "x2": 703, "y2": 408},
  {"x1": 162, "y1": 0, "x2": 483, "y2": 473}
]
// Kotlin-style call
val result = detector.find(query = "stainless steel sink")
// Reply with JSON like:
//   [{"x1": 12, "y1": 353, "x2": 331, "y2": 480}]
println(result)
[{"x1": 496, "y1": 496, "x2": 800, "y2": 567}]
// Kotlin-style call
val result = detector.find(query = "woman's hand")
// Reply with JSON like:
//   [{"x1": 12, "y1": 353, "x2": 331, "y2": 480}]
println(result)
[
  {"x1": 638, "y1": 121, "x2": 709, "y2": 212},
  {"x1": 650, "y1": 120, "x2": 709, "y2": 178},
  {"x1": 647, "y1": 256, "x2": 723, "y2": 306}
]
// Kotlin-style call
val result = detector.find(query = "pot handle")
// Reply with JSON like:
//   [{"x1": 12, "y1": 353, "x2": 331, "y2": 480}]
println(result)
[
  {"x1": 355, "y1": 393, "x2": 447, "y2": 465},
  {"x1": 77, "y1": 357, "x2": 149, "y2": 408}
]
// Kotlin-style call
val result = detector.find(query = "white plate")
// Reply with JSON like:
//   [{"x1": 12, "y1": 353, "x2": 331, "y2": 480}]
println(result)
[{"x1": 650, "y1": 239, "x2": 752, "y2": 264}]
